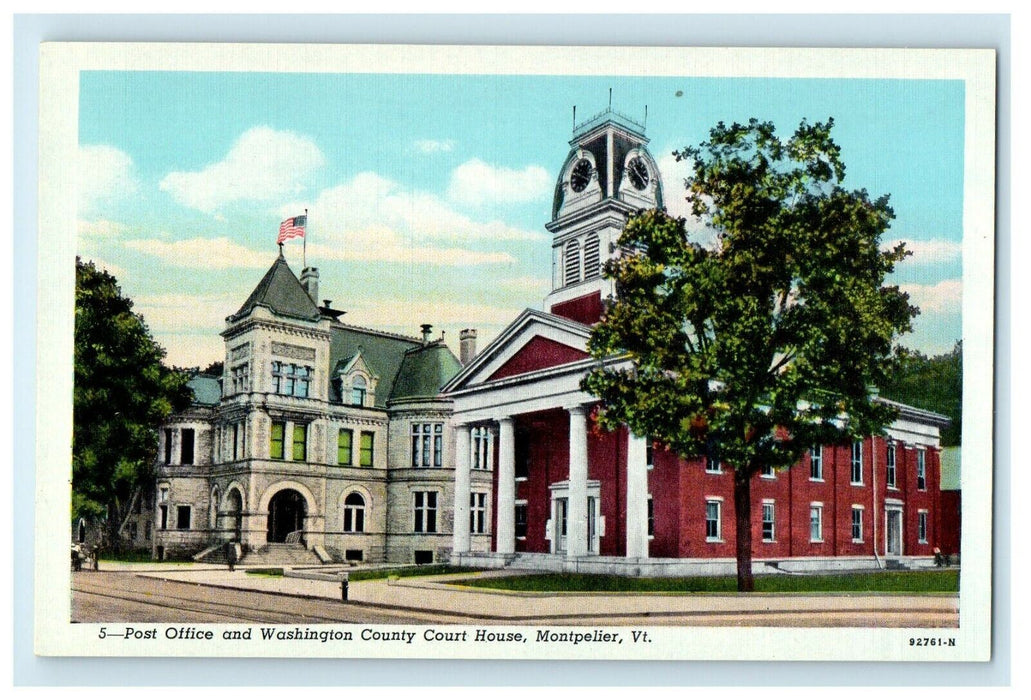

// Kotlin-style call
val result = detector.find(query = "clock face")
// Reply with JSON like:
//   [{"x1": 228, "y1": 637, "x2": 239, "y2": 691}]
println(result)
[
  {"x1": 570, "y1": 158, "x2": 593, "y2": 192},
  {"x1": 627, "y1": 156, "x2": 650, "y2": 190}
]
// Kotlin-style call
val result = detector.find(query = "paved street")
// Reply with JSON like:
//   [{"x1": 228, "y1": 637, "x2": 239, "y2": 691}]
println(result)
[{"x1": 71, "y1": 565, "x2": 959, "y2": 628}]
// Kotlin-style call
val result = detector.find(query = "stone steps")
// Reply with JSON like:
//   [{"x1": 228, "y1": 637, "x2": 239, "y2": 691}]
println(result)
[{"x1": 239, "y1": 543, "x2": 323, "y2": 567}]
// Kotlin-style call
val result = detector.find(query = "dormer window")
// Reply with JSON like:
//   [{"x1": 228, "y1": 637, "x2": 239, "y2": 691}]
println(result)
[{"x1": 351, "y1": 376, "x2": 367, "y2": 407}]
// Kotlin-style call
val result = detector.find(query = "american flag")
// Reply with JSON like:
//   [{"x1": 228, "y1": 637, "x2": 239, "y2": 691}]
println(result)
[{"x1": 277, "y1": 215, "x2": 306, "y2": 244}]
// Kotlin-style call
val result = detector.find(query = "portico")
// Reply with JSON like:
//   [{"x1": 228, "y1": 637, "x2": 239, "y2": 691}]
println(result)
[{"x1": 444, "y1": 310, "x2": 650, "y2": 564}]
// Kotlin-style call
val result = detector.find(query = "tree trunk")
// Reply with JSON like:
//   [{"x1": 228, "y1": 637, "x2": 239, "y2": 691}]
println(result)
[{"x1": 734, "y1": 468, "x2": 755, "y2": 592}]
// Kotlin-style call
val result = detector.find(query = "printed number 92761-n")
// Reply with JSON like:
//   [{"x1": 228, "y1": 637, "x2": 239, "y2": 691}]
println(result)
[{"x1": 910, "y1": 637, "x2": 956, "y2": 647}]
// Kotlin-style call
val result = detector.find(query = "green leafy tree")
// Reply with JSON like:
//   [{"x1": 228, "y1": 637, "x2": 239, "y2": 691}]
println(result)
[
  {"x1": 583, "y1": 119, "x2": 916, "y2": 592},
  {"x1": 73, "y1": 258, "x2": 192, "y2": 546},
  {"x1": 882, "y1": 342, "x2": 962, "y2": 446}
]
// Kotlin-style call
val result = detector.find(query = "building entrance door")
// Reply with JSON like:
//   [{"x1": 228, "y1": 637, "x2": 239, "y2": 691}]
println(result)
[
  {"x1": 886, "y1": 508, "x2": 903, "y2": 556},
  {"x1": 555, "y1": 498, "x2": 568, "y2": 554},
  {"x1": 267, "y1": 489, "x2": 307, "y2": 544}
]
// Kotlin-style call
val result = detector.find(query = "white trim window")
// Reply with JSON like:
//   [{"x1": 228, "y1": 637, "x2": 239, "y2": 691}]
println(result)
[
  {"x1": 917, "y1": 450, "x2": 927, "y2": 491},
  {"x1": 761, "y1": 501, "x2": 776, "y2": 542},
  {"x1": 470, "y1": 492, "x2": 487, "y2": 534},
  {"x1": 412, "y1": 423, "x2": 444, "y2": 468},
  {"x1": 413, "y1": 491, "x2": 438, "y2": 533},
  {"x1": 851, "y1": 505, "x2": 864, "y2": 542},
  {"x1": 647, "y1": 495, "x2": 655, "y2": 538},
  {"x1": 810, "y1": 446, "x2": 823, "y2": 481},
  {"x1": 343, "y1": 492, "x2": 366, "y2": 533},
  {"x1": 851, "y1": 441, "x2": 863, "y2": 484},
  {"x1": 761, "y1": 463, "x2": 776, "y2": 479},
  {"x1": 705, "y1": 442, "x2": 721, "y2": 474},
  {"x1": 472, "y1": 427, "x2": 492, "y2": 470},
  {"x1": 918, "y1": 510, "x2": 929, "y2": 544},
  {"x1": 810, "y1": 504, "x2": 823, "y2": 543},
  {"x1": 705, "y1": 499, "x2": 722, "y2": 542},
  {"x1": 272, "y1": 362, "x2": 312, "y2": 398},
  {"x1": 886, "y1": 441, "x2": 898, "y2": 488}
]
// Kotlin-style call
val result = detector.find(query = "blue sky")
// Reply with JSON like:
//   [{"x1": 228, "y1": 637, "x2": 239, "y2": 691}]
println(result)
[{"x1": 77, "y1": 71, "x2": 964, "y2": 367}]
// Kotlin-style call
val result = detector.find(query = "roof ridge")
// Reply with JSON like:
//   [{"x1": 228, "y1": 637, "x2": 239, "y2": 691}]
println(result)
[{"x1": 336, "y1": 322, "x2": 423, "y2": 345}]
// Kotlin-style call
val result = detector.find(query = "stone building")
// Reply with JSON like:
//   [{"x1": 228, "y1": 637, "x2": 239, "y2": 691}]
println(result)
[{"x1": 152, "y1": 254, "x2": 492, "y2": 564}]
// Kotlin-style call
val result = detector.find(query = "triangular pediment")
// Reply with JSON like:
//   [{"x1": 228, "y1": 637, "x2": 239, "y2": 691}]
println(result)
[{"x1": 442, "y1": 309, "x2": 593, "y2": 393}]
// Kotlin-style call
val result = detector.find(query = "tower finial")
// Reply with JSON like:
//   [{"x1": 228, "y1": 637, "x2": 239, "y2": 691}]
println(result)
[
  {"x1": 277, "y1": 242, "x2": 284, "y2": 259},
  {"x1": 609, "y1": 87, "x2": 612, "y2": 109},
  {"x1": 572, "y1": 105, "x2": 576, "y2": 132}
]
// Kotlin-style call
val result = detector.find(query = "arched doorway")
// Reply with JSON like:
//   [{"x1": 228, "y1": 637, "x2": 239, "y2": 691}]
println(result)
[
  {"x1": 226, "y1": 488, "x2": 243, "y2": 541},
  {"x1": 266, "y1": 489, "x2": 307, "y2": 543}
]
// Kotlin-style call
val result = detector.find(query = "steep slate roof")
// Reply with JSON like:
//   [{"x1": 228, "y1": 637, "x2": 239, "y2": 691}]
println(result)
[
  {"x1": 187, "y1": 374, "x2": 222, "y2": 406},
  {"x1": 390, "y1": 343, "x2": 464, "y2": 402},
  {"x1": 328, "y1": 325, "x2": 423, "y2": 408},
  {"x1": 230, "y1": 253, "x2": 321, "y2": 322}
]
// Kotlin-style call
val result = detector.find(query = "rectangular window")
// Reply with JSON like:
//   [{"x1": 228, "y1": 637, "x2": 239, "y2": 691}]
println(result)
[
  {"x1": 851, "y1": 441, "x2": 863, "y2": 484},
  {"x1": 762, "y1": 502, "x2": 775, "y2": 542},
  {"x1": 232, "y1": 423, "x2": 239, "y2": 461},
  {"x1": 413, "y1": 491, "x2": 438, "y2": 533},
  {"x1": 646, "y1": 442, "x2": 654, "y2": 470},
  {"x1": 176, "y1": 505, "x2": 191, "y2": 530},
  {"x1": 810, "y1": 504, "x2": 823, "y2": 542},
  {"x1": 761, "y1": 463, "x2": 775, "y2": 478},
  {"x1": 917, "y1": 450, "x2": 927, "y2": 490},
  {"x1": 515, "y1": 502, "x2": 528, "y2": 539},
  {"x1": 180, "y1": 428, "x2": 195, "y2": 465},
  {"x1": 295, "y1": 366, "x2": 311, "y2": 398},
  {"x1": 414, "y1": 550, "x2": 433, "y2": 565},
  {"x1": 163, "y1": 429, "x2": 173, "y2": 464},
  {"x1": 810, "y1": 445, "x2": 823, "y2": 480},
  {"x1": 159, "y1": 505, "x2": 168, "y2": 530},
  {"x1": 886, "y1": 442, "x2": 897, "y2": 488},
  {"x1": 470, "y1": 493, "x2": 487, "y2": 534},
  {"x1": 270, "y1": 421, "x2": 285, "y2": 460},
  {"x1": 271, "y1": 361, "x2": 284, "y2": 394},
  {"x1": 272, "y1": 362, "x2": 313, "y2": 397},
  {"x1": 705, "y1": 500, "x2": 721, "y2": 541},
  {"x1": 231, "y1": 364, "x2": 249, "y2": 394},
  {"x1": 345, "y1": 550, "x2": 364, "y2": 562},
  {"x1": 918, "y1": 511, "x2": 928, "y2": 543},
  {"x1": 705, "y1": 448, "x2": 721, "y2": 474},
  {"x1": 647, "y1": 496, "x2": 655, "y2": 537},
  {"x1": 852, "y1": 506, "x2": 864, "y2": 542},
  {"x1": 359, "y1": 431, "x2": 374, "y2": 467},
  {"x1": 292, "y1": 424, "x2": 307, "y2": 461},
  {"x1": 472, "y1": 427, "x2": 491, "y2": 470},
  {"x1": 337, "y1": 429, "x2": 353, "y2": 466},
  {"x1": 411, "y1": 423, "x2": 443, "y2": 467}
]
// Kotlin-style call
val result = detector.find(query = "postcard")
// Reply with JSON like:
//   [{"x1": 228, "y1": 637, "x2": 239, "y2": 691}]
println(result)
[{"x1": 35, "y1": 43, "x2": 995, "y2": 661}]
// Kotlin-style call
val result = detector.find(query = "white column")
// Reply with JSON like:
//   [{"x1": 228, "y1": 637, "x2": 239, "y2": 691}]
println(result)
[
  {"x1": 626, "y1": 432, "x2": 650, "y2": 559},
  {"x1": 496, "y1": 417, "x2": 516, "y2": 554},
  {"x1": 284, "y1": 420, "x2": 294, "y2": 460},
  {"x1": 567, "y1": 405, "x2": 589, "y2": 558},
  {"x1": 452, "y1": 423, "x2": 472, "y2": 555}
]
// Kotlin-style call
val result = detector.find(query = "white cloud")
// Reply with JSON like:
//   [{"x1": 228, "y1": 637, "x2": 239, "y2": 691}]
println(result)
[
  {"x1": 78, "y1": 145, "x2": 138, "y2": 215},
  {"x1": 899, "y1": 279, "x2": 962, "y2": 314},
  {"x1": 78, "y1": 218, "x2": 129, "y2": 240},
  {"x1": 884, "y1": 238, "x2": 962, "y2": 265},
  {"x1": 135, "y1": 292, "x2": 240, "y2": 335},
  {"x1": 656, "y1": 151, "x2": 720, "y2": 248},
  {"x1": 125, "y1": 237, "x2": 273, "y2": 270},
  {"x1": 414, "y1": 139, "x2": 455, "y2": 154},
  {"x1": 159, "y1": 127, "x2": 325, "y2": 213},
  {"x1": 276, "y1": 171, "x2": 542, "y2": 267},
  {"x1": 446, "y1": 158, "x2": 550, "y2": 207}
]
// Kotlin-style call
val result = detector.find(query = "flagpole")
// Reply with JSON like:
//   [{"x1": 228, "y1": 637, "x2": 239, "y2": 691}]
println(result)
[{"x1": 303, "y1": 208, "x2": 308, "y2": 269}]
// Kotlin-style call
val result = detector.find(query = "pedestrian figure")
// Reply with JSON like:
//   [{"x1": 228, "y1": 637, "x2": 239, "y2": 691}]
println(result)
[
  {"x1": 225, "y1": 539, "x2": 239, "y2": 571},
  {"x1": 71, "y1": 545, "x2": 82, "y2": 572},
  {"x1": 91, "y1": 545, "x2": 100, "y2": 571}
]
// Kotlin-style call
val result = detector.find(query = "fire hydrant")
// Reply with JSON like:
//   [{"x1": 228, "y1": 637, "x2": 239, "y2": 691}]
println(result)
[{"x1": 340, "y1": 572, "x2": 349, "y2": 602}]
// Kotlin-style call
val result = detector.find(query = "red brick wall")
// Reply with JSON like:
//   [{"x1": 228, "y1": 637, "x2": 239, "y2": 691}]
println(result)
[{"x1": 549, "y1": 291, "x2": 604, "y2": 325}]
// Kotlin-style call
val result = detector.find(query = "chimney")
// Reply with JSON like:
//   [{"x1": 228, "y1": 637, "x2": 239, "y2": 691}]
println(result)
[
  {"x1": 300, "y1": 267, "x2": 319, "y2": 305},
  {"x1": 459, "y1": 328, "x2": 478, "y2": 365},
  {"x1": 420, "y1": 323, "x2": 433, "y2": 345}
]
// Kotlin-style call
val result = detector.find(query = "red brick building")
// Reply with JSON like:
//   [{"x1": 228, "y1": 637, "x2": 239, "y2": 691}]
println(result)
[{"x1": 443, "y1": 107, "x2": 949, "y2": 575}]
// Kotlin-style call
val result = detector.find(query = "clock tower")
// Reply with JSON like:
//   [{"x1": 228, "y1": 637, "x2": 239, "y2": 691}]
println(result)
[{"x1": 544, "y1": 106, "x2": 664, "y2": 324}]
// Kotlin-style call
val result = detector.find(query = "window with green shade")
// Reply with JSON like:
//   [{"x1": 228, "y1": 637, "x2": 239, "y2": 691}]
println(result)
[
  {"x1": 337, "y1": 429, "x2": 353, "y2": 465},
  {"x1": 359, "y1": 431, "x2": 374, "y2": 467},
  {"x1": 270, "y1": 421, "x2": 285, "y2": 460},
  {"x1": 292, "y1": 424, "x2": 307, "y2": 461}
]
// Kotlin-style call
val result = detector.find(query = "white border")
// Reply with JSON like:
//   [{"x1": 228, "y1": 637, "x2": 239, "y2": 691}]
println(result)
[{"x1": 35, "y1": 43, "x2": 995, "y2": 662}]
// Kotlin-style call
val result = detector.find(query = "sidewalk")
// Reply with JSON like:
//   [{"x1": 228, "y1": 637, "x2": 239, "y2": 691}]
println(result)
[{"x1": 122, "y1": 563, "x2": 959, "y2": 623}]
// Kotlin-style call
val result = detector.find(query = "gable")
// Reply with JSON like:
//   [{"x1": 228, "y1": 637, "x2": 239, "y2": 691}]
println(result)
[{"x1": 486, "y1": 335, "x2": 590, "y2": 382}]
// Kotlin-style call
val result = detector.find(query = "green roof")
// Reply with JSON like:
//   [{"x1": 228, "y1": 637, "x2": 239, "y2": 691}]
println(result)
[
  {"x1": 329, "y1": 325, "x2": 422, "y2": 408},
  {"x1": 390, "y1": 343, "x2": 464, "y2": 401},
  {"x1": 940, "y1": 446, "x2": 961, "y2": 491},
  {"x1": 231, "y1": 253, "x2": 320, "y2": 322},
  {"x1": 187, "y1": 374, "x2": 222, "y2": 406}
]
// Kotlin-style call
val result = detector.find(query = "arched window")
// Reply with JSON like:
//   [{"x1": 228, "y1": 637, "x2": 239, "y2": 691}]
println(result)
[
  {"x1": 564, "y1": 240, "x2": 581, "y2": 286},
  {"x1": 343, "y1": 492, "x2": 366, "y2": 533},
  {"x1": 351, "y1": 376, "x2": 367, "y2": 407},
  {"x1": 583, "y1": 233, "x2": 601, "y2": 279}
]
